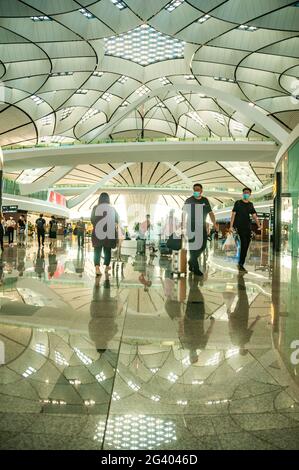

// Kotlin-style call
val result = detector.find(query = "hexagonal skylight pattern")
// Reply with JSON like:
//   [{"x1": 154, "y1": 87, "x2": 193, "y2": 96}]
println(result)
[{"x1": 104, "y1": 24, "x2": 184, "y2": 66}]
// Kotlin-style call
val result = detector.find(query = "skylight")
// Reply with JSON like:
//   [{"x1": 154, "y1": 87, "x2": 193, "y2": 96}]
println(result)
[
  {"x1": 17, "y1": 168, "x2": 50, "y2": 184},
  {"x1": 198, "y1": 14, "x2": 211, "y2": 23},
  {"x1": 104, "y1": 24, "x2": 184, "y2": 66},
  {"x1": 238, "y1": 24, "x2": 258, "y2": 31},
  {"x1": 136, "y1": 85, "x2": 150, "y2": 96},
  {"x1": 187, "y1": 111, "x2": 205, "y2": 127},
  {"x1": 75, "y1": 89, "x2": 88, "y2": 94},
  {"x1": 41, "y1": 115, "x2": 53, "y2": 126},
  {"x1": 165, "y1": 0, "x2": 185, "y2": 12},
  {"x1": 50, "y1": 71, "x2": 73, "y2": 77},
  {"x1": 92, "y1": 71, "x2": 103, "y2": 77},
  {"x1": 102, "y1": 92, "x2": 112, "y2": 102},
  {"x1": 79, "y1": 109, "x2": 99, "y2": 123},
  {"x1": 31, "y1": 95, "x2": 43, "y2": 105},
  {"x1": 110, "y1": 0, "x2": 127, "y2": 9},
  {"x1": 60, "y1": 107, "x2": 74, "y2": 120},
  {"x1": 221, "y1": 162, "x2": 262, "y2": 189},
  {"x1": 79, "y1": 8, "x2": 95, "y2": 19},
  {"x1": 117, "y1": 75, "x2": 128, "y2": 84},
  {"x1": 214, "y1": 76, "x2": 235, "y2": 83},
  {"x1": 30, "y1": 16, "x2": 51, "y2": 21},
  {"x1": 213, "y1": 112, "x2": 225, "y2": 126},
  {"x1": 159, "y1": 77, "x2": 171, "y2": 85},
  {"x1": 184, "y1": 75, "x2": 195, "y2": 80},
  {"x1": 174, "y1": 95, "x2": 185, "y2": 103}
]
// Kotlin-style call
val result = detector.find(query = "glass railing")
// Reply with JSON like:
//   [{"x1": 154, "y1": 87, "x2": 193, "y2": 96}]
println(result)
[
  {"x1": 2, "y1": 178, "x2": 21, "y2": 195},
  {"x1": 3, "y1": 135, "x2": 274, "y2": 151}
]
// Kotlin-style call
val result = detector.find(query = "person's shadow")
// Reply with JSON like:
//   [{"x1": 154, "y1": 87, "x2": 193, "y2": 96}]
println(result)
[
  {"x1": 179, "y1": 277, "x2": 215, "y2": 364},
  {"x1": 228, "y1": 274, "x2": 260, "y2": 355},
  {"x1": 88, "y1": 275, "x2": 119, "y2": 354}
]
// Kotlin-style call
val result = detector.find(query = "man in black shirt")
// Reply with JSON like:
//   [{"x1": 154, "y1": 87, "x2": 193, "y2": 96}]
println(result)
[
  {"x1": 229, "y1": 187, "x2": 261, "y2": 273},
  {"x1": 183, "y1": 183, "x2": 219, "y2": 276},
  {"x1": 35, "y1": 213, "x2": 46, "y2": 248}
]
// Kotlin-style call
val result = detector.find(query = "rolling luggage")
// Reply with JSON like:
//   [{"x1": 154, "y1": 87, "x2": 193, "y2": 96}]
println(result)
[{"x1": 159, "y1": 240, "x2": 171, "y2": 256}]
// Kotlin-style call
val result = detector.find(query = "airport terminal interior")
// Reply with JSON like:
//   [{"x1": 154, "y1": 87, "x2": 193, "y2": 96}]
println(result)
[{"x1": 0, "y1": 0, "x2": 299, "y2": 451}]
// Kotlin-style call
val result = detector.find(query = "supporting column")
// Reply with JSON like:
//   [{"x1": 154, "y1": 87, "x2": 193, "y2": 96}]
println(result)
[
  {"x1": 0, "y1": 147, "x2": 3, "y2": 211},
  {"x1": 273, "y1": 172, "x2": 282, "y2": 253}
]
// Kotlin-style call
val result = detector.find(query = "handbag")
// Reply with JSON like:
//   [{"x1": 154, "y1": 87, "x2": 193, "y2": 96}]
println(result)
[{"x1": 166, "y1": 233, "x2": 182, "y2": 251}]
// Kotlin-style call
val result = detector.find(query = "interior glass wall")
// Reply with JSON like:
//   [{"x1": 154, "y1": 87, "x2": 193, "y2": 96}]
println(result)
[{"x1": 277, "y1": 139, "x2": 299, "y2": 256}]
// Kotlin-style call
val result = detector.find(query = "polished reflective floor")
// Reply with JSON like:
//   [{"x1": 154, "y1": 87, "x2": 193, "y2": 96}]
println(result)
[{"x1": 0, "y1": 237, "x2": 299, "y2": 450}]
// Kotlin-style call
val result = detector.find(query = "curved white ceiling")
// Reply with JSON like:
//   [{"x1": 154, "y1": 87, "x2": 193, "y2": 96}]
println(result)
[{"x1": 1, "y1": 0, "x2": 297, "y2": 192}]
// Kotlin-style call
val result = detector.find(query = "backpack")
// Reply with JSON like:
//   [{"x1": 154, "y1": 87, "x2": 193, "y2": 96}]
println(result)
[{"x1": 36, "y1": 218, "x2": 44, "y2": 230}]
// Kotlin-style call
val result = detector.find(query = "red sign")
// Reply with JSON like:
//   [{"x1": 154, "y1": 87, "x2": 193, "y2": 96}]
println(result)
[{"x1": 48, "y1": 191, "x2": 66, "y2": 207}]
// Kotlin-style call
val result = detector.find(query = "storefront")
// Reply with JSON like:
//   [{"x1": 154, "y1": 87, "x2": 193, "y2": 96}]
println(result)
[{"x1": 275, "y1": 138, "x2": 299, "y2": 256}]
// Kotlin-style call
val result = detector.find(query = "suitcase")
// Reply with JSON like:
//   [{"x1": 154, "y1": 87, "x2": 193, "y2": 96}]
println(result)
[
  {"x1": 137, "y1": 239, "x2": 146, "y2": 255},
  {"x1": 171, "y1": 247, "x2": 187, "y2": 277},
  {"x1": 159, "y1": 240, "x2": 171, "y2": 256}
]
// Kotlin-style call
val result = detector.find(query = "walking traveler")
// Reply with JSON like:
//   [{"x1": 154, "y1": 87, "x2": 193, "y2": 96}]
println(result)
[
  {"x1": 75, "y1": 218, "x2": 85, "y2": 248},
  {"x1": 17, "y1": 215, "x2": 26, "y2": 246},
  {"x1": 6, "y1": 217, "x2": 16, "y2": 246},
  {"x1": 35, "y1": 214, "x2": 46, "y2": 248},
  {"x1": 183, "y1": 183, "x2": 218, "y2": 276},
  {"x1": 49, "y1": 215, "x2": 58, "y2": 251},
  {"x1": 229, "y1": 187, "x2": 262, "y2": 273},
  {"x1": 91, "y1": 192, "x2": 119, "y2": 277}
]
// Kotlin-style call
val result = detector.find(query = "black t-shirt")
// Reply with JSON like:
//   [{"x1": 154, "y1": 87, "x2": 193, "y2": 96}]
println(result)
[
  {"x1": 233, "y1": 200, "x2": 256, "y2": 231},
  {"x1": 183, "y1": 196, "x2": 212, "y2": 232},
  {"x1": 18, "y1": 219, "x2": 26, "y2": 229},
  {"x1": 36, "y1": 218, "x2": 46, "y2": 231}
]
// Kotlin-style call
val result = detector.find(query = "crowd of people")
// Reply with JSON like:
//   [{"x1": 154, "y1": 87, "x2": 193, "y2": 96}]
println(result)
[{"x1": 0, "y1": 185, "x2": 261, "y2": 277}]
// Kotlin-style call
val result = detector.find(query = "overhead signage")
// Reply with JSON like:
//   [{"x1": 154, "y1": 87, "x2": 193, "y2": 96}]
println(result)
[
  {"x1": 48, "y1": 191, "x2": 66, "y2": 207},
  {"x1": 2, "y1": 205, "x2": 18, "y2": 212}
]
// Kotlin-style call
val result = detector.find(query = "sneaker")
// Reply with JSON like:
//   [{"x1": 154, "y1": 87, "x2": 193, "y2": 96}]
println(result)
[{"x1": 238, "y1": 264, "x2": 248, "y2": 273}]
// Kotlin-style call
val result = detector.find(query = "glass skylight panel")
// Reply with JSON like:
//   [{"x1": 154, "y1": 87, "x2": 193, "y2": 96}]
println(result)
[
  {"x1": 60, "y1": 107, "x2": 74, "y2": 120},
  {"x1": 213, "y1": 77, "x2": 235, "y2": 83},
  {"x1": 50, "y1": 71, "x2": 73, "y2": 77},
  {"x1": 17, "y1": 168, "x2": 50, "y2": 184},
  {"x1": 174, "y1": 94, "x2": 185, "y2": 103},
  {"x1": 75, "y1": 89, "x2": 88, "y2": 94},
  {"x1": 42, "y1": 115, "x2": 53, "y2": 126},
  {"x1": 92, "y1": 71, "x2": 103, "y2": 77},
  {"x1": 51, "y1": 135, "x2": 65, "y2": 143},
  {"x1": 120, "y1": 100, "x2": 129, "y2": 107},
  {"x1": 79, "y1": 108, "x2": 99, "y2": 123},
  {"x1": 232, "y1": 121, "x2": 245, "y2": 132},
  {"x1": 184, "y1": 75, "x2": 195, "y2": 80},
  {"x1": 187, "y1": 111, "x2": 205, "y2": 127},
  {"x1": 221, "y1": 162, "x2": 263, "y2": 189},
  {"x1": 165, "y1": 0, "x2": 185, "y2": 12},
  {"x1": 213, "y1": 112, "x2": 225, "y2": 126},
  {"x1": 102, "y1": 92, "x2": 112, "y2": 102},
  {"x1": 31, "y1": 16, "x2": 51, "y2": 21},
  {"x1": 79, "y1": 8, "x2": 95, "y2": 19},
  {"x1": 198, "y1": 14, "x2": 211, "y2": 23},
  {"x1": 159, "y1": 77, "x2": 171, "y2": 85},
  {"x1": 238, "y1": 25, "x2": 257, "y2": 31},
  {"x1": 136, "y1": 85, "x2": 150, "y2": 96},
  {"x1": 156, "y1": 101, "x2": 166, "y2": 108},
  {"x1": 54, "y1": 351, "x2": 69, "y2": 366},
  {"x1": 31, "y1": 95, "x2": 43, "y2": 105},
  {"x1": 110, "y1": 0, "x2": 127, "y2": 9},
  {"x1": 104, "y1": 25, "x2": 184, "y2": 66},
  {"x1": 117, "y1": 75, "x2": 128, "y2": 84}
]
